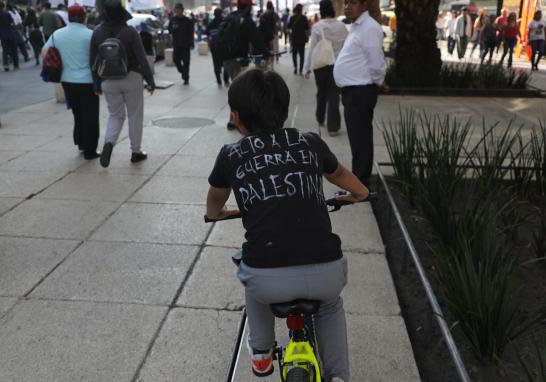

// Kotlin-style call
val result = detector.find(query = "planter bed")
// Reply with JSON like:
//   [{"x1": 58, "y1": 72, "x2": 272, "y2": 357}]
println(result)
[
  {"x1": 371, "y1": 175, "x2": 546, "y2": 382},
  {"x1": 385, "y1": 87, "x2": 543, "y2": 98}
]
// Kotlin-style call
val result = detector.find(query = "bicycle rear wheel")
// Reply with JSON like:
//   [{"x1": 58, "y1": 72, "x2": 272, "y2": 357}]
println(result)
[{"x1": 286, "y1": 367, "x2": 311, "y2": 382}]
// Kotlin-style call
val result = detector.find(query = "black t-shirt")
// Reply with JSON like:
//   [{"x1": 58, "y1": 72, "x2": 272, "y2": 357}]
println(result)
[{"x1": 208, "y1": 128, "x2": 343, "y2": 268}]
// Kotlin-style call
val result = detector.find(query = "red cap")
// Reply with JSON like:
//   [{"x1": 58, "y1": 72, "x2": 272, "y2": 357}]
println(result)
[{"x1": 68, "y1": 3, "x2": 86, "y2": 18}]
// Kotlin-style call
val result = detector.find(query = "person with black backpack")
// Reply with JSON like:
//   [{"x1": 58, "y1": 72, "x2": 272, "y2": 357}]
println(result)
[
  {"x1": 259, "y1": 1, "x2": 279, "y2": 69},
  {"x1": 168, "y1": 3, "x2": 194, "y2": 85},
  {"x1": 90, "y1": 0, "x2": 155, "y2": 168},
  {"x1": 217, "y1": 0, "x2": 266, "y2": 82},
  {"x1": 216, "y1": 0, "x2": 266, "y2": 129},
  {"x1": 206, "y1": 8, "x2": 229, "y2": 86}
]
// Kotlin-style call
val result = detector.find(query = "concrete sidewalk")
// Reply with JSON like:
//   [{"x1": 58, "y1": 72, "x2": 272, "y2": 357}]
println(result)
[{"x1": 0, "y1": 52, "x2": 419, "y2": 381}]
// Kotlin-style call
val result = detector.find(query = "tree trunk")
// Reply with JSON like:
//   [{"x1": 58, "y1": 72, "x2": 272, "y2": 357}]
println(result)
[{"x1": 394, "y1": 0, "x2": 442, "y2": 87}]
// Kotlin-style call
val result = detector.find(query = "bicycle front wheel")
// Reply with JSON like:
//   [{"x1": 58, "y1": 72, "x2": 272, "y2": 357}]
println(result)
[{"x1": 286, "y1": 367, "x2": 311, "y2": 382}]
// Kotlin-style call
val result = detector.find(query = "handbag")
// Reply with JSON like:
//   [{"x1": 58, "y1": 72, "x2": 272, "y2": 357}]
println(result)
[
  {"x1": 311, "y1": 24, "x2": 335, "y2": 70},
  {"x1": 40, "y1": 34, "x2": 62, "y2": 83}
]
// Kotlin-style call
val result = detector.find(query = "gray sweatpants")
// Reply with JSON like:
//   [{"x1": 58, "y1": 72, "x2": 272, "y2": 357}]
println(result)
[
  {"x1": 237, "y1": 256, "x2": 350, "y2": 382},
  {"x1": 101, "y1": 71, "x2": 144, "y2": 153}
]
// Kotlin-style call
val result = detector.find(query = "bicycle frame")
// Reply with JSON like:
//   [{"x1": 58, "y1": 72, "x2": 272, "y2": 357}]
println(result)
[{"x1": 276, "y1": 315, "x2": 322, "y2": 382}]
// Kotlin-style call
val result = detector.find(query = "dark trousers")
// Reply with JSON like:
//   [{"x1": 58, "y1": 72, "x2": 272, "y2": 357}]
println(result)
[
  {"x1": 456, "y1": 35, "x2": 468, "y2": 59},
  {"x1": 531, "y1": 39, "x2": 544, "y2": 68},
  {"x1": 1, "y1": 39, "x2": 18, "y2": 69},
  {"x1": 341, "y1": 85, "x2": 379, "y2": 186},
  {"x1": 61, "y1": 82, "x2": 100, "y2": 156},
  {"x1": 292, "y1": 43, "x2": 305, "y2": 73},
  {"x1": 211, "y1": 47, "x2": 229, "y2": 84},
  {"x1": 173, "y1": 46, "x2": 191, "y2": 81},
  {"x1": 447, "y1": 36, "x2": 456, "y2": 54},
  {"x1": 500, "y1": 37, "x2": 516, "y2": 67},
  {"x1": 314, "y1": 65, "x2": 340, "y2": 132}
]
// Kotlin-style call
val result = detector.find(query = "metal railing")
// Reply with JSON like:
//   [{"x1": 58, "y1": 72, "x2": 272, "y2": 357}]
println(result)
[{"x1": 374, "y1": 162, "x2": 471, "y2": 382}]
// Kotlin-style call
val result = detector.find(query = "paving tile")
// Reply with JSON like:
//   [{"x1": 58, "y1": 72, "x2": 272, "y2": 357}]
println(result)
[
  {"x1": 0, "y1": 150, "x2": 85, "y2": 173},
  {"x1": 0, "y1": 170, "x2": 63, "y2": 198},
  {"x1": 37, "y1": 172, "x2": 149, "y2": 202},
  {"x1": 343, "y1": 252, "x2": 400, "y2": 316},
  {"x1": 129, "y1": 176, "x2": 209, "y2": 204},
  {"x1": 0, "y1": 197, "x2": 23, "y2": 215},
  {"x1": 177, "y1": 246, "x2": 243, "y2": 310},
  {"x1": 327, "y1": 201, "x2": 385, "y2": 254},
  {"x1": 0, "y1": 300, "x2": 166, "y2": 382},
  {"x1": 137, "y1": 308, "x2": 240, "y2": 381},
  {"x1": 0, "y1": 297, "x2": 18, "y2": 317},
  {"x1": 0, "y1": 134, "x2": 55, "y2": 151},
  {"x1": 77, "y1": 153, "x2": 171, "y2": 175},
  {"x1": 347, "y1": 314, "x2": 420, "y2": 382},
  {"x1": 90, "y1": 203, "x2": 209, "y2": 245},
  {"x1": 31, "y1": 242, "x2": 198, "y2": 305},
  {"x1": 156, "y1": 155, "x2": 215, "y2": 178},
  {"x1": 0, "y1": 150, "x2": 25, "y2": 165},
  {"x1": 0, "y1": 237, "x2": 79, "y2": 296},
  {"x1": 0, "y1": 199, "x2": 120, "y2": 239},
  {"x1": 206, "y1": 218, "x2": 245, "y2": 249}
]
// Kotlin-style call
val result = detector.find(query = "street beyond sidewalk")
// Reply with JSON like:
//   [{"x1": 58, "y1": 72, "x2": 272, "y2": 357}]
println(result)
[{"x1": 0, "y1": 52, "x2": 420, "y2": 381}]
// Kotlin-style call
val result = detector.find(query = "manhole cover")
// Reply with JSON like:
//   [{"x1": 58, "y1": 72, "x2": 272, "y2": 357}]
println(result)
[{"x1": 153, "y1": 117, "x2": 215, "y2": 129}]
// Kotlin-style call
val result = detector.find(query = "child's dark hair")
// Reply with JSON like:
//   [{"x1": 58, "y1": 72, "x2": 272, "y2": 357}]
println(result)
[{"x1": 228, "y1": 69, "x2": 290, "y2": 133}]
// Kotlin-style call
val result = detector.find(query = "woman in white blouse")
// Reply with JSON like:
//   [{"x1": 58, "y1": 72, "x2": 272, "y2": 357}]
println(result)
[{"x1": 304, "y1": 0, "x2": 348, "y2": 136}]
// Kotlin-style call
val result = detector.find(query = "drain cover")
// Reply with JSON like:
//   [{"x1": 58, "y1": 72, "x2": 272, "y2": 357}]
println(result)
[{"x1": 153, "y1": 117, "x2": 215, "y2": 129}]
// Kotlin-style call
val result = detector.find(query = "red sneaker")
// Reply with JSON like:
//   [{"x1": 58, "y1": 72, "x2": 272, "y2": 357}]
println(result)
[{"x1": 249, "y1": 345, "x2": 274, "y2": 377}]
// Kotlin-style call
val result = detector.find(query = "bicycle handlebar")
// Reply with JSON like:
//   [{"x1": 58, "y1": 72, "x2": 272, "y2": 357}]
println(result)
[{"x1": 203, "y1": 191, "x2": 377, "y2": 222}]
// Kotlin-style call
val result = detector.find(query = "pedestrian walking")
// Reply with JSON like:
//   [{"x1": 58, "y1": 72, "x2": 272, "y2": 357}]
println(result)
[
  {"x1": 480, "y1": 15, "x2": 497, "y2": 64},
  {"x1": 287, "y1": 3, "x2": 309, "y2": 75},
  {"x1": 90, "y1": 0, "x2": 155, "y2": 168},
  {"x1": 259, "y1": 1, "x2": 279, "y2": 68},
  {"x1": 0, "y1": 1, "x2": 18, "y2": 71},
  {"x1": 304, "y1": 0, "x2": 347, "y2": 136},
  {"x1": 333, "y1": 0, "x2": 386, "y2": 187},
  {"x1": 39, "y1": 2, "x2": 62, "y2": 41},
  {"x1": 216, "y1": 0, "x2": 266, "y2": 129},
  {"x1": 168, "y1": 3, "x2": 194, "y2": 85},
  {"x1": 281, "y1": 8, "x2": 289, "y2": 45},
  {"x1": 495, "y1": 8, "x2": 509, "y2": 54},
  {"x1": 499, "y1": 12, "x2": 519, "y2": 68},
  {"x1": 7, "y1": 4, "x2": 29, "y2": 62},
  {"x1": 445, "y1": 11, "x2": 458, "y2": 55},
  {"x1": 205, "y1": 8, "x2": 229, "y2": 86},
  {"x1": 24, "y1": 8, "x2": 44, "y2": 65},
  {"x1": 470, "y1": 9, "x2": 486, "y2": 57},
  {"x1": 43, "y1": 3, "x2": 100, "y2": 160},
  {"x1": 455, "y1": 7, "x2": 472, "y2": 59},
  {"x1": 528, "y1": 10, "x2": 545, "y2": 71}
]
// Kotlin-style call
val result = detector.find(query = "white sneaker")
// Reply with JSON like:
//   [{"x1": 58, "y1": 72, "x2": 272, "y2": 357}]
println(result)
[{"x1": 331, "y1": 378, "x2": 345, "y2": 382}]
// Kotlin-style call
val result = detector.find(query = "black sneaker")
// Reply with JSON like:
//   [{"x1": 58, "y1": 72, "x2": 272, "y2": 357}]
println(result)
[
  {"x1": 100, "y1": 142, "x2": 113, "y2": 168},
  {"x1": 131, "y1": 151, "x2": 148, "y2": 163},
  {"x1": 183, "y1": 80, "x2": 189, "y2": 85}
]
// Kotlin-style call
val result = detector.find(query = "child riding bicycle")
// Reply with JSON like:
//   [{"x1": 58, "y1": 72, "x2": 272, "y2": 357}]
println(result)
[{"x1": 205, "y1": 69, "x2": 369, "y2": 382}]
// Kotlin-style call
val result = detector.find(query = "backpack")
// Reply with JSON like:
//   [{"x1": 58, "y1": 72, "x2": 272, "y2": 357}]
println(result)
[
  {"x1": 215, "y1": 13, "x2": 243, "y2": 60},
  {"x1": 93, "y1": 29, "x2": 128, "y2": 79}
]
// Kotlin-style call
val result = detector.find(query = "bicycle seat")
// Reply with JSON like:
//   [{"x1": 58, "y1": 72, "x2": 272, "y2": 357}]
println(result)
[{"x1": 270, "y1": 299, "x2": 321, "y2": 318}]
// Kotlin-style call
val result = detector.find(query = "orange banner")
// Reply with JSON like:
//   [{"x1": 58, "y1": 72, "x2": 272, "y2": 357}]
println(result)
[{"x1": 516, "y1": 0, "x2": 540, "y2": 59}]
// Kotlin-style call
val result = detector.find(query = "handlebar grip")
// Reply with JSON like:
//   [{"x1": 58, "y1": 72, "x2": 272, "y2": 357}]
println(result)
[{"x1": 204, "y1": 212, "x2": 242, "y2": 223}]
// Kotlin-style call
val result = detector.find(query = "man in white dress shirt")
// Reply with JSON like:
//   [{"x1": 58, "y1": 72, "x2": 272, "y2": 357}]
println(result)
[{"x1": 333, "y1": 0, "x2": 386, "y2": 187}]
